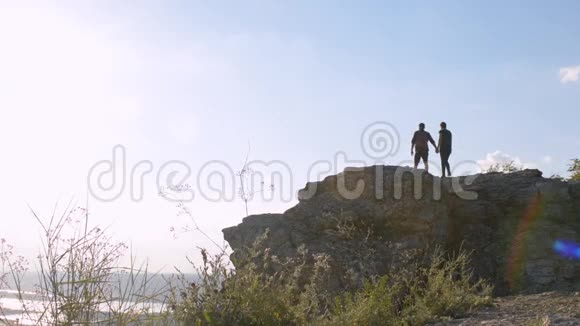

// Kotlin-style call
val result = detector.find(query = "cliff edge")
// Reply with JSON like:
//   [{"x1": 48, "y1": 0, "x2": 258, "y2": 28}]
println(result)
[{"x1": 223, "y1": 166, "x2": 580, "y2": 295}]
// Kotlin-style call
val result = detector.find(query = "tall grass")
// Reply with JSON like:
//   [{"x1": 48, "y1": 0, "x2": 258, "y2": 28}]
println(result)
[
  {"x1": 2, "y1": 204, "x2": 173, "y2": 325},
  {"x1": 167, "y1": 245, "x2": 492, "y2": 326},
  {"x1": 329, "y1": 249, "x2": 492, "y2": 325}
]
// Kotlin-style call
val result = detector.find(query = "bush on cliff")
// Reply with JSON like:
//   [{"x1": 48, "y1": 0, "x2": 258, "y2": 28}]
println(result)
[
  {"x1": 168, "y1": 249, "x2": 296, "y2": 325},
  {"x1": 569, "y1": 158, "x2": 580, "y2": 181},
  {"x1": 327, "y1": 248, "x2": 492, "y2": 325},
  {"x1": 169, "y1": 247, "x2": 492, "y2": 325}
]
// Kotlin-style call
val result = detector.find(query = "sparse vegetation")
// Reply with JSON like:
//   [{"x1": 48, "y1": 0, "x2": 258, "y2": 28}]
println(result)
[
  {"x1": 167, "y1": 246, "x2": 492, "y2": 325},
  {"x1": 529, "y1": 315, "x2": 551, "y2": 326},
  {"x1": 485, "y1": 158, "x2": 580, "y2": 181},
  {"x1": 549, "y1": 174, "x2": 564, "y2": 181},
  {"x1": 168, "y1": 250, "x2": 296, "y2": 325},
  {"x1": 1, "y1": 204, "x2": 494, "y2": 325},
  {"x1": 486, "y1": 161, "x2": 523, "y2": 173},
  {"x1": 568, "y1": 158, "x2": 580, "y2": 181},
  {"x1": 326, "y1": 249, "x2": 492, "y2": 325},
  {"x1": 1, "y1": 204, "x2": 171, "y2": 325}
]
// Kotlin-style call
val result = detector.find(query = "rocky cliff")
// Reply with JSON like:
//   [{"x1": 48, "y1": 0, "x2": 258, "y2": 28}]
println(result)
[{"x1": 223, "y1": 166, "x2": 580, "y2": 295}]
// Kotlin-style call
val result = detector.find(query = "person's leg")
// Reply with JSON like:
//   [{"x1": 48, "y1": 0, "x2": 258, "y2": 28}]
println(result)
[
  {"x1": 440, "y1": 153, "x2": 446, "y2": 177},
  {"x1": 443, "y1": 151, "x2": 451, "y2": 176},
  {"x1": 423, "y1": 152, "x2": 429, "y2": 172},
  {"x1": 414, "y1": 152, "x2": 420, "y2": 169}
]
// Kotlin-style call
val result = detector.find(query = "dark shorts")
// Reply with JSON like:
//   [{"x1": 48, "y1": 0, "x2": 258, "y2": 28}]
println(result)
[{"x1": 414, "y1": 150, "x2": 428, "y2": 166}]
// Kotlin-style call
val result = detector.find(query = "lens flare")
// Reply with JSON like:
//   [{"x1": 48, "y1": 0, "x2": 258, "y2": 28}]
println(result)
[
  {"x1": 505, "y1": 194, "x2": 545, "y2": 290},
  {"x1": 553, "y1": 240, "x2": 580, "y2": 260}
]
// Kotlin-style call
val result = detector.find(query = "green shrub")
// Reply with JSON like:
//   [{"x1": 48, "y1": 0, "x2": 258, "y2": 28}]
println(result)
[
  {"x1": 170, "y1": 247, "x2": 492, "y2": 326},
  {"x1": 327, "y1": 276, "x2": 402, "y2": 325},
  {"x1": 168, "y1": 249, "x2": 295, "y2": 325},
  {"x1": 327, "y1": 248, "x2": 492, "y2": 326},
  {"x1": 405, "y1": 249, "x2": 493, "y2": 322},
  {"x1": 568, "y1": 158, "x2": 580, "y2": 181}
]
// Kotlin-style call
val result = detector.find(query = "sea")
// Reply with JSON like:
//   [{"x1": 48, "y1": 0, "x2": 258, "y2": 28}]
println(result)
[{"x1": 0, "y1": 272, "x2": 194, "y2": 325}]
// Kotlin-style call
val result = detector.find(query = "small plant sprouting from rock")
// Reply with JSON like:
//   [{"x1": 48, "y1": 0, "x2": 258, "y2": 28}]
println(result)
[
  {"x1": 486, "y1": 160, "x2": 523, "y2": 173},
  {"x1": 237, "y1": 146, "x2": 275, "y2": 217}
]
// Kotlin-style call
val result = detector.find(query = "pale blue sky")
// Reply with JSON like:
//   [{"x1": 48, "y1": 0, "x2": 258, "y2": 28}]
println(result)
[{"x1": 0, "y1": 0, "x2": 579, "y2": 271}]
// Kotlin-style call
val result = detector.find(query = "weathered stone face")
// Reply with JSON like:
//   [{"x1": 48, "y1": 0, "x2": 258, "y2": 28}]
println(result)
[{"x1": 223, "y1": 166, "x2": 580, "y2": 295}]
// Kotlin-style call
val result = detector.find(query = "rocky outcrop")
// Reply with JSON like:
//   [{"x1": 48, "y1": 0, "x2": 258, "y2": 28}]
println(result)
[{"x1": 223, "y1": 166, "x2": 580, "y2": 295}]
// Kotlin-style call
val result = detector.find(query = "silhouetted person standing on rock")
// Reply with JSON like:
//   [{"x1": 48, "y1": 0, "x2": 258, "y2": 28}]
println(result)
[
  {"x1": 438, "y1": 121, "x2": 452, "y2": 177},
  {"x1": 411, "y1": 123, "x2": 437, "y2": 172}
]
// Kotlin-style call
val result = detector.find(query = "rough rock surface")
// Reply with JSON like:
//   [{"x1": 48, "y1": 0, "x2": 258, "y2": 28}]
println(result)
[
  {"x1": 433, "y1": 291, "x2": 580, "y2": 325},
  {"x1": 223, "y1": 166, "x2": 580, "y2": 295}
]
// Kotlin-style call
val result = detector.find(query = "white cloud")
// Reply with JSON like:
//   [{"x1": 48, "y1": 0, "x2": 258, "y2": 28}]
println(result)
[
  {"x1": 477, "y1": 151, "x2": 537, "y2": 172},
  {"x1": 542, "y1": 155, "x2": 553, "y2": 164},
  {"x1": 559, "y1": 65, "x2": 580, "y2": 84}
]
